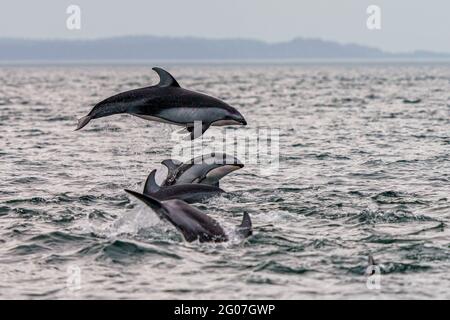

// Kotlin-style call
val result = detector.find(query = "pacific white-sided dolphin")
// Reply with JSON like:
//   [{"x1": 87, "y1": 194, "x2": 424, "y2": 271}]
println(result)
[
  {"x1": 76, "y1": 67, "x2": 247, "y2": 139},
  {"x1": 143, "y1": 172, "x2": 225, "y2": 204},
  {"x1": 125, "y1": 189, "x2": 252, "y2": 243},
  {"x1": 144, "y1": 153, "x2": 244, "y2": 193}
]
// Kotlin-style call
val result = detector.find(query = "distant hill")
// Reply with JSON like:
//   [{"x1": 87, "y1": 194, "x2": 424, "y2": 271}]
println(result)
[{"x1": 0, "y1": 36, "x2": 449, "y2": 61}]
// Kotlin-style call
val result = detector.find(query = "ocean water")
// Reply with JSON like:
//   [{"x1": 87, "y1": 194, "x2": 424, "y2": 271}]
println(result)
[{"x1": 0, "y1": 63, "x2": 449, "y2": 299}]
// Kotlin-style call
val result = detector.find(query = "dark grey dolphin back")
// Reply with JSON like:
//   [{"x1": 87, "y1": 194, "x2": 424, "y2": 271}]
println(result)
[
  {"x1": 147, "y1": 184, "x2": 225, "y2": 204},
  {"x1": 162, "y1": 199, "x2": 228, "y2": 243}
]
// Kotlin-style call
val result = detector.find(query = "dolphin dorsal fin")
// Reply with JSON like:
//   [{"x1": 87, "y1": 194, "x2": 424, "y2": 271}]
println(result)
[
  {"x1": 236, "y1": 212, "x2": 252, "y2": 238},
  {"x1": 368, "y1": 254, "x2": 376, "y2": 266},
  {"x1": 161, "y1": 159, "x2": 183, "y2": 173},
  {"x1": 152, "y1": 67, "x2": 180, "y2": 87},
  {"x1": 143, "y1": 169, "x2": 160, "y2": 194}
]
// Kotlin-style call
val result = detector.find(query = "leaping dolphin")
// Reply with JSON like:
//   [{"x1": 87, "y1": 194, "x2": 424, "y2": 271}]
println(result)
[
  {"x1": 144, "y1": 153, "x2": 244, "y2": 193},
  {"x1": 76, "y1": 67, "x2": 247, "y2": 139},
  {"x1": 125, "y1": 189, "x2": 252, "y2": 243}
]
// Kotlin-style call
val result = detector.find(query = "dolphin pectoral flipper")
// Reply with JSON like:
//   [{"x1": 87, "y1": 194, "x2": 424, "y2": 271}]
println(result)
[
  {"x1": 187, "y1": 123, "x2": 211, "y2": 140},
  {"x1": 236, "y1": 212, "x2": 252, "y2": 238},
  {"x1": 176, "y1": 127, "x2": 191, "y2": 135},
  {"x1": 143, "y1": 170, "x2": 161, "y2": 194},
  {"x1": 75, "y1": 115, "x2": 92, "y2": 131}
]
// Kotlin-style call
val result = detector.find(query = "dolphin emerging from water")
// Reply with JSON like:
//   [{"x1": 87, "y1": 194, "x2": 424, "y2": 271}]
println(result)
[
  {"x1": 76, "y1": 67, "x2": 247, "y2": 139},
  {"x1": 125, "y1": 189, "x2": 252, "y2": 243},
  {"x1": 144, "y1": 153, "x2": 244, "y2": 193}
]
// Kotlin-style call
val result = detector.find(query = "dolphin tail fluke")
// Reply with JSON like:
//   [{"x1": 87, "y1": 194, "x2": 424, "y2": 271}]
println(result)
[
  {"x1": 75, "y1": 115, "x2": 92, "y2": 131},
  {"x1": 143, "y1": 169, "x2": 160, "y2": 194},
  {"x1": 236, "y1": 212, "x2": 252, "y2": 238},
  {"x1": 124, "y1": 189, "x2": 163, "y2": 212},
  {"x1": 161, "y1": 159, "x2": 183, "y2": 173}
]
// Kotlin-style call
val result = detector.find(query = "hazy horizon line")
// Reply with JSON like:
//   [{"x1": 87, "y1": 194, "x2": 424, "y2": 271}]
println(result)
[{"x1": 1, "y1": 34, "x2": 444, "y2": 55}]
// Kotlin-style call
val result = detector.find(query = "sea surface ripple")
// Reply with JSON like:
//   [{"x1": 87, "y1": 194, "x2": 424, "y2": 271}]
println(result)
[{"x1": 0, "y1": 63, "x2": 449, "y2": 299}]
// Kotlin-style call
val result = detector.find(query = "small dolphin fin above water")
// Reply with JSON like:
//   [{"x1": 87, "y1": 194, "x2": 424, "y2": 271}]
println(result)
[
  {"x1": 366, "y1": 254, "x2": 379, "y2": 276},
  {"x1": 143, "y1": 169, "x2": 161, "y2": 194},
  {"x1": 368, "y1": 254, "x2": 376, "y2": 266},
  {"x1": 236, "y1": 212, "x2": 252, "y2": 238}
]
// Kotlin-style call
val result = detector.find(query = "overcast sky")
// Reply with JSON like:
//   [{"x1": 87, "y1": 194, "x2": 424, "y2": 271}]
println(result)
[{"x1": 0, "y1": 0, "x2": 449, "y2": 53}]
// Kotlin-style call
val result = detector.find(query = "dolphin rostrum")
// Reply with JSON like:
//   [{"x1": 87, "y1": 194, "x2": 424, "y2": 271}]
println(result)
[
  {"x1": 76, "y1": 67, "x2": 247, "y2": 139},
  {"x1": 144, "y1": 153, "x2": 244, "y2": 193},
  {"x1": 125, "y1": 189, "x2": 252, "y2": 243}
]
